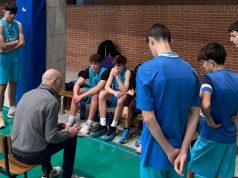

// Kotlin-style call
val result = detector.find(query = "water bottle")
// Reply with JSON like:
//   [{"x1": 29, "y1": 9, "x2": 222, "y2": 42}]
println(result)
[{"x1": 59, "y1": 96, "x2": 65, "y2": 115}]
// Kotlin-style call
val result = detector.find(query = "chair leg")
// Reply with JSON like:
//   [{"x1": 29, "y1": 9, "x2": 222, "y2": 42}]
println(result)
[{"x1": 24, "y1": 172, "x2": 28, "y2": 178}]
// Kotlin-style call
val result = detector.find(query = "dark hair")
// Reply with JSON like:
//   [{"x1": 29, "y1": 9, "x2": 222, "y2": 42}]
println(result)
[
  {"x1": 113, "y1": 55, "x2": 127, "y2": 66},
  {"x1": 146, "y1": 23, "x2": 171, "y2": 43},
  {"x1": 97, "y1": 40, "x2": 120, "y2": 58},
  {"x1": 197, "y1": 42, "x2": 226, "y2": 65},
  {"x1": 228, "y1": 20, "x2": 238, "y2": 33},
  {"x1": 89, "y1": 54, "x2": 102, "y2": 63},
  {"x1": 4, "y1": 1, "x2": 18, "y2": 14}
]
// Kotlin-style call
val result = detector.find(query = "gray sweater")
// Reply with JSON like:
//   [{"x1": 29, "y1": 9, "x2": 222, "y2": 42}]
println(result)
[{"x1": 11, "y1": 84, "x2": 70, "y2": 156}]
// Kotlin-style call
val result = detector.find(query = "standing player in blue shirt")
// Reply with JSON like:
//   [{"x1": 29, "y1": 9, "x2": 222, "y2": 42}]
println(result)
[
  {"x1": 228, "y1": 20, "x2": 238, "y2": 47},
  {"x1": 189, "y1": 42, "x2": 238, "y2": 178},
  {"x1": 0, "y1": 1, "x2": 25, "y2": 128},
  {"x1": 136, "y1": 23, "x2": 200, "y2": 178}
]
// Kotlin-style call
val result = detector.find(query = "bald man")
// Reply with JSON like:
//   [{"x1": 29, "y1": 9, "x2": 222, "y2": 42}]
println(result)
[{"x1": 11, "y1": 69, "x2": 80, "y2": 178}]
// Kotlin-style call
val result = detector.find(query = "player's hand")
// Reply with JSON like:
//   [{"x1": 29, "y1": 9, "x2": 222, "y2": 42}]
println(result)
[
  {"x1": 127, "y1": 89, "x2": 135, "y2": 96},
  {"x1": 72, "y1": 95, "x2": 82, "y2": 105},
  {"x1": 113, "y1": 68, "x2": 120, "y2": 77},
  {"x1": 122, "y1": 107, "x2": 129, "y2": 119},
  {"x1": 113, "y1": 91, "x2": 123, "y2": 98},
  {"x1": 206, "y1": 118, "x2": 221, "y2": 129},
  {"x1": 167, "y1": 148, "x2": 180, "y2": 165},
  {"x1": 174, "y1": 151, "x2": 187, "y2": 176},
  {"x1": 68, "y1": 124, "x2": 80, "y2": 137}
]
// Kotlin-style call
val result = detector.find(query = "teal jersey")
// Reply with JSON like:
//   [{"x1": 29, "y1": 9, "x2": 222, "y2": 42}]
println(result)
[
  {"x1": 89, "y1": 66, "x2": 107, "y2": 88},
  {"x1": 0, "y1": 19, "x2": 19, "y2": 52},
  {"x1": 112, "y1": 68, "x2": 127, "y2": 91}
]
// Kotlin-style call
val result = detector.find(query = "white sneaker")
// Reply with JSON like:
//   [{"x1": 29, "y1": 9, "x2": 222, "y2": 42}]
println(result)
[
  {"x1": 41, "y1": 166, "x2": 61, "y2": 178},
  {"x1": 71, "y1": 175, "x2": 85, "y2": 178},
  {"x1": 79, "y1": 123, "x2": 90, "y2": 135},
  {"x1": 7, "y1": 109, "x2": 15, "y2": 119}
]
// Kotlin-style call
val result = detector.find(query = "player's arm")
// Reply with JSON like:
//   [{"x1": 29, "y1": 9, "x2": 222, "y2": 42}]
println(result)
[
  {"x1": 142, "y1": 110, "x2": 180, "y2": 164},
  {"x1": 73, "y1": 77, "x2": 85, "y2": 96},
  {"x1": 79, "y1": 70, "x2": 109, "y2": 99},
  {"x1": 13, "y1": 22, "x2": 25, "y2": 49},
  {"x1": 105, "y1": 68, "x2": 117, "y2": 95},
  {"x1": 115, "y1": 70, "x2": 131, "y2": 94},
  {"x1": 174, "y1": 106, "x2": 200, "y2": 176},
  {"x1": 0, "y1": 24, "x2": 19, "y2": 51}
]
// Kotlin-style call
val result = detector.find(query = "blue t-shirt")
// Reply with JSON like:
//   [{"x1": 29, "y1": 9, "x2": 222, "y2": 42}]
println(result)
[
  {"x1": 136, "y1": 53, "x2": 200, "y2": 170},
  {"x1": 200, "y1": 70, "x2": 238, "y2": 144}
]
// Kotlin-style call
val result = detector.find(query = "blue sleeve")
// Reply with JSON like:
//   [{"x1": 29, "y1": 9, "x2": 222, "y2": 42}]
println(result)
[
  {"x1": 136, "y1": 66, "x2": 154, "y2": 111},
  {"x1": 201, "y1": 75, "x2": 213, "y2": 94},
  {"x1": 191, "y1": 70, "x2": 200, "y2": 107}
]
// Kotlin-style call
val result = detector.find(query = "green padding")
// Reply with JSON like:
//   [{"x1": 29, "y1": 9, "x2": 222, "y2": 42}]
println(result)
[{"x1": 0, "y1": 106, "x2": 140, "y2": 178}]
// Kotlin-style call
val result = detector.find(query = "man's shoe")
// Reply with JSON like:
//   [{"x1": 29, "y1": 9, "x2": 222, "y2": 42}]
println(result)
[
  {"x1": 0, "y1": 116, "x2": 5, "y2": 129},
  {"x1": 104, "y1": 126, "x2": 116, "y2": 141},
  {"x1": 119, "y1": 128, "x2": 131, "y2": 144},
  {"x1": 41, "y1": 166, "x2": 61, "y2": 178},
  {"x1": 89, "y1": 125, "x2": 107, "y2": 138}
]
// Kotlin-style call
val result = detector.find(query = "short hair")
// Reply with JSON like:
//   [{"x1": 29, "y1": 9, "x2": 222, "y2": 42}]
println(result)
[
  {"x1": 197, "y1": 42, "x2": 226, "y2": 65},
  {"x1": 4, "y1": 1, "x2": 18, "y2": 14},
  {"x1": 89, "y1": 54, "x2": 102, "y2": 63},
  {"x1": 113, "y1": 55, "x2": 127, "y2": 66},
  {"x1": 146, "y1": 23, "x2": 171, "y2": 43},
  {"x1": 228, "y1": 20, "x2": 238, "y2": 33}
]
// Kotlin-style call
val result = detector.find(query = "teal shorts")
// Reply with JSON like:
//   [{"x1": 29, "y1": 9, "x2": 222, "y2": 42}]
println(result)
[
  {"x1": 0, "y1": 51, "x2": 20, "y2": 84},
  {"x1": 140, "y1": 165, "x2": 187, "y2": 178},
  {"x1": 189, "y1": 137, "x2": 236, "y2": 178}
]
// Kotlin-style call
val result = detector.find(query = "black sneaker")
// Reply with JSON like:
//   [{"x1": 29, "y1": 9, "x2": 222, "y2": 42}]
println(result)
[{"x1": 90, "y1": 125, "x2": 107, "y2": 137}]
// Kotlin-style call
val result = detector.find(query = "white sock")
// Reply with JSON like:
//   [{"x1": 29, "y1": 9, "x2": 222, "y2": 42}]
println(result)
[
  {"x1": 100, "y1": 118, "x2": 106, "y2": 126},
  {"x1": 87, "y1": 119, "x2": 93, "y2": 126},
  {"x1": 0, "y1": 111, "x2": 2, "y2": 116},
  {"x1": 68, "y1": 115, "x2": 75, "y2": 123},
  {"x1": 111, "y1": 120, "x2": 118, "y2": 127},
  {"x1": 9, "y1": 106, "x2": 16, "y2": 112}
]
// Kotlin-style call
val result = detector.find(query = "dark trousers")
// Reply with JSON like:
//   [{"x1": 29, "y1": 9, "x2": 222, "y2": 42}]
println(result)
[{"x1": 12, "y1": 136, "x2": 77, "y2": 178}]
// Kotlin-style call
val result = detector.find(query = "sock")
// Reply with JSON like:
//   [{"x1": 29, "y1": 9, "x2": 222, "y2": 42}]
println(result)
[
  {"x1": 68, "y1": 115, "x2": 75, "y2": 124},
  {"x1": 9, "y1": 106, "x2": 16, "y2": 112},
  {"x1": 111, "y1": 120, "x2": 118, "y2": 127},
  {"x1": 87, "y1": 119, "x2": 93, "y2": 126},
  {"x1": 100, "y1": 118, "x2": 106, "y2": 126}
]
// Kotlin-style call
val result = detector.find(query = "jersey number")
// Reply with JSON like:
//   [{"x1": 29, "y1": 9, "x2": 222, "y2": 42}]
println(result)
[{"x1": 8, "y1": 30, "x2": 13, "y2": 36}]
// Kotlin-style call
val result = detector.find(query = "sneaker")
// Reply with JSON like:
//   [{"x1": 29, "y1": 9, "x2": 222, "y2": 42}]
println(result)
[
  {"x1": 79, "y1": 123, "x2": 90, "y2": 135},
  {"x1": 7, "y1": 109, "x2": 15, "y2": 119},
  {"x1": 91, "y1": 121, "x2": 99, "y2": 128},
  {"x1": 90, "y1": 125, "x2": 107, "y2": 138},
  {"x1": 0, "y1": 116, "x2": 5, "y2": 129},
  {"x1": 41, "y1": 166, "x2": 61, "y2": 178},
  {"x1": 104, "y1": 126, "x2": 116, "y2": 141},
  {"x1": 119, "y1": 128, "x2": 131, "y2": 144},
  {"x1": 135, "y1": 135, "x2": 141, "y2": 147}
]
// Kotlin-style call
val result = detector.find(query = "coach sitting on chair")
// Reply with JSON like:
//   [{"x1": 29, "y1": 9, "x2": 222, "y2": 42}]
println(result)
[{"x1": 10, "y1": 69, "x2": 80, "y2": 178}]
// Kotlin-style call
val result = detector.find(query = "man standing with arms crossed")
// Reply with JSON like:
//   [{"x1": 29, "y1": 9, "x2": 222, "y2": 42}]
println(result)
[
  {"x1": 0, "y1": 1, "x2": 25, "y2": 128},
  {"x1": 136, "y1": 23, "x2": 200, "y2": 177}
]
